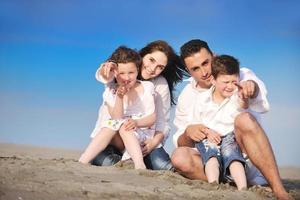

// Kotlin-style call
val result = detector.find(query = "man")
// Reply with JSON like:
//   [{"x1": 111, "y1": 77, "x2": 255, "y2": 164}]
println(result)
[{"x1": 171, "y1": 39, "x2": 289, "y2": 199}]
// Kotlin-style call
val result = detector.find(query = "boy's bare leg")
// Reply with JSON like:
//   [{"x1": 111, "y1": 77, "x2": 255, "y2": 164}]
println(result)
[
  {"x1": 171, "y1": 147, "x2": 207, "y2": 181},
  {"x1": 79, "y1": 128, "x2": 116, "y2": 164},
  {"x1": 234, "y1": 112, "x2": 289, "y2": 199},
  {"x1": 205, "y1": 157, "x2": 219, "y2": 183},
  {"x1": 229, "y1": 161, "x2": 247, "y2": 190}
]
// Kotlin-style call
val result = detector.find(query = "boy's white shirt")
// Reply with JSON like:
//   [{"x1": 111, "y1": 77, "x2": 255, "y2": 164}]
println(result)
[
  {"x1": 173, "y1": 67, "x2": 270, "y2": 147},
  {"x1": 91, "y1": 67, "x2": 171, "y2": 144}
]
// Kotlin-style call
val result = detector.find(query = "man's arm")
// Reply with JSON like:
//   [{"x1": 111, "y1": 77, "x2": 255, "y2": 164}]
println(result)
[
  {"x1": 173, "y1": 84, "x2": 195, "y2": 147},
  {"x1": 239, "y1": 67, "x2": 270, "y2": 113},
  {"x1": 173, "y1": 83, "x2": 208, "y2": 147},
  {"x1": 177, "y1": 124, "x2": 207, "y2": 147}
]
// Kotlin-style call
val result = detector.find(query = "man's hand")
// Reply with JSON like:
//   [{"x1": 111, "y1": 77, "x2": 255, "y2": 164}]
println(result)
[
  {"x1": 185, "y1": 124, "x2": 207, "y2": 142},
  {"x1": 237, "y1": 80, "x2": 259, "y2": 99}
]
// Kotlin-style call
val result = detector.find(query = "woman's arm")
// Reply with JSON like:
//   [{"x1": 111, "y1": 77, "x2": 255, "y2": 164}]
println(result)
[
  {"x1": 142, "y1": 131, "x2": 164, "y2": 156},
  {"x1": 135, "y1": 112, "x2": 156, "y2": 128},
  {"x1": 95, "y1": 61, "x2": 117, "y2": 83},
  {"x1": 153, "y1": 77, "x2": 171, "y2": 138}
]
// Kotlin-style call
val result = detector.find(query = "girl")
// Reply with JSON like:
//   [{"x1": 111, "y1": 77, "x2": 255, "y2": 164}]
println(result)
[{"x1": 79, "y1": 46, "x2": 156, "y2": 169}]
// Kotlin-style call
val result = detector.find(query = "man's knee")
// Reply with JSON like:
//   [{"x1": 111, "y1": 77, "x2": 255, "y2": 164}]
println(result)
[
  {"x1": 171, "y1": 147, "x2": 194, "y2": 172},
  {"x1": 234, "y1": 112, "x2": 258, "y2": 134}
]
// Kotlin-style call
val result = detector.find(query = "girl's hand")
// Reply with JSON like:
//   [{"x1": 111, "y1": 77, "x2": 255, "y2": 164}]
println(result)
[
  {"x1": 141, "y1": 139, "x2": 156, "y2": 156},
  {"x1": 123, "y1": 118, "x2": 137, "y2": 131},
  {"x1": 116, "y1": 85, "x2": 128, "y2": 98},
  {"x1": 204, "y1": 128, "x2": 221, "y2": 144}
]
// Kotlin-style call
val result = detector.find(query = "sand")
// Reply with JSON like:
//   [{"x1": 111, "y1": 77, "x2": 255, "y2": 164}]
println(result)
[{"x1": 0, "y1": 143, "x2": 299, "y2": 200}]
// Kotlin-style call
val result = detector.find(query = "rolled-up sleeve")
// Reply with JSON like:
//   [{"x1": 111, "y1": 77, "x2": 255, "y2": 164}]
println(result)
[
  {"x1": 173, "y1": 84, "x2": 195, "y2": 147},
  {"x1": 153, "y1": 77, "x2": 171, "y2": 140},
  {"x1": 240, "y1": 68, "x2": 270, "y2": 113},
  {"x1": 95, "y1": 66, "x2": 114, "y2": 84}
]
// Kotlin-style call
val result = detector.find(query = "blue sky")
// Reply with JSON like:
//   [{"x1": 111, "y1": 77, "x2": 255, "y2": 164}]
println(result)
[{"x1": 0, "y1": 0, "x2": 299, "y2": 166}]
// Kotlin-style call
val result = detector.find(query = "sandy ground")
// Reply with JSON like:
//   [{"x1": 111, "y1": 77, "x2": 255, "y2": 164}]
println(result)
[{"x1": 0, "y1": 143, "x2": 299, "y2": 200}]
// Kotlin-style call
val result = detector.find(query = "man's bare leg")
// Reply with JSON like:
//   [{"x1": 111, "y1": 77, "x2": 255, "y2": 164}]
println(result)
[
  {"x1": 171, "y1": 147, "x2": 207, "y2": 180},
  {"x1": 234, "y1": 112, "x2": 289, "y2": 199}
]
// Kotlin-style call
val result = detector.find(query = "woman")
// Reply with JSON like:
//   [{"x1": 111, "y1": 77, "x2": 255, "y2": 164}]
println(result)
[{"x1": 80, "y1": 40, "x2": 187, "y2": 170}]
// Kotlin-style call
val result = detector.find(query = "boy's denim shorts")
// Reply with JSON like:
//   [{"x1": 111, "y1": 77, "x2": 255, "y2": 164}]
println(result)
[{"x1": 195, "y1": 132, "x2": 245, "y2": 180}]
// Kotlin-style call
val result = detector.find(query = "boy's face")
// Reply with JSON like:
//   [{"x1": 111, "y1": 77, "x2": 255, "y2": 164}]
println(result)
[
  {"x1": 184, "y1": 48, "x2": 213, "y2": 89},
  {"x1": 212, "y1": 74, "x2": 239, "y2": 98},
  {"x1": 115, "y1": 62, "x2": 138, "y2": 88},
  {"x1": 141, "y1": 51, "x2": 168, "y2": 80}
]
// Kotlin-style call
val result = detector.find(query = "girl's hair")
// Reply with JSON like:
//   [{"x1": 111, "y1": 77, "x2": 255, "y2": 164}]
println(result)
[
  {"x1": 139, "y1": 40, "x2": 188, "y2": 105},
  {"x1": 108, "y1": 46, "x2": 142, "y2": 70}
]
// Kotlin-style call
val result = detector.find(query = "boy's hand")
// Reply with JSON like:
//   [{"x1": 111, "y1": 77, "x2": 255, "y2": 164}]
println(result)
[
  {"x1": 236, "y1": 80, "x2": 259, "y2": 99},
  {"x1": 123, "y1": 118, "x2": 137, "y2": 131},
  {"x1": 101, "y1": 61, "x2": 118, "y2": 80},
  {"x1": 204, "y1": 128, "x2": 221, "y2": 144}
]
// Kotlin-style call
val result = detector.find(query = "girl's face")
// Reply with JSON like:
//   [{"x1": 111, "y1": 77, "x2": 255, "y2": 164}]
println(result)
[
  {"x1": 212, "y1": 74, "x2": 239, "y2": 98},
  {"x1": 115, "y1": 62, "x2": 138, "y2": 88},
  {"x1": 141, "y1": 51, "x2": 168, "y2": 80}
]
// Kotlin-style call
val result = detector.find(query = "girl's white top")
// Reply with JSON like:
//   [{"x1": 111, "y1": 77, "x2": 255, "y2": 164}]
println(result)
[{"x1": 91, "y1": 67, "x2": 171, "y2": 144}]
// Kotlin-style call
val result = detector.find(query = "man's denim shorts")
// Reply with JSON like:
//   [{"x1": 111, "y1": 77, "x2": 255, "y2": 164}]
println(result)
[{"x1": 195, "y1": 132, "x2": 245, "y2": 180}]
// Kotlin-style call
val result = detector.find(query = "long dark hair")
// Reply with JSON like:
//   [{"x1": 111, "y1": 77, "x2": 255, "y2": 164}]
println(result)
[{"x1": 139, "y1": 40, "x2": 188, "y2": 105}]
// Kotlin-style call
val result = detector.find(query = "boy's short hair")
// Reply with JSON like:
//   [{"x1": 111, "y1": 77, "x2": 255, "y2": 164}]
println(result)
[
  {"x1": 180, "y1": 39, "x2": 213, "y2": 60},
  {"x1": 212, "y1": 55, "x2": 240, "y2": 79},
  {"x1": 108, "y1": 46, "x2": 142, "y2": 70}
]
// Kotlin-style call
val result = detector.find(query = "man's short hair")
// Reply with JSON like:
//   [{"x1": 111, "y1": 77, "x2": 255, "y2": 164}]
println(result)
[{"x1": 180, "y1": 39, "x2": 213, "y2": 60}]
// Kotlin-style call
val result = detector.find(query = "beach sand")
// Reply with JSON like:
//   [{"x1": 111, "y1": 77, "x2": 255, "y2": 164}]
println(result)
[{"x1": 0, "y1": 143, "x2": 299, "y2": 200}]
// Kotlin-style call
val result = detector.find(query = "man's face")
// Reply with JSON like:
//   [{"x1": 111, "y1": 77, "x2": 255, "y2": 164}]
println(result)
[{"x1": 184, "y1": 48, "x2": 213, "y2": 89}]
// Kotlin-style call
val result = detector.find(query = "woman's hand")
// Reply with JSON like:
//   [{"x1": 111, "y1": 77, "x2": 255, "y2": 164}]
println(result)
[
  {"x1": 141, "y1": 139, "x2": 157, "y2": 156},
  {"x1": 101, "y1": 61, "x2": 118, "y2": 81},
  {"x1": 123, "y1": 118, "x2": 137, "y2": 131}
]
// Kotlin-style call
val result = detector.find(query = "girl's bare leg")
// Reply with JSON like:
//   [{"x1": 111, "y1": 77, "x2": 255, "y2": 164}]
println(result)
[
  {"x1": 79, "y1": 128, "x2": 116, "y2": 164},
  {"x1": 119, "y1": 125, "x2": 145, "y2": 169}
]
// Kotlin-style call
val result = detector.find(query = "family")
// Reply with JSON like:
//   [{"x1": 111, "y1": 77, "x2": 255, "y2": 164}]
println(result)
[{"x1": 79, "y1": 39, "x2": 289, "y2": 199}]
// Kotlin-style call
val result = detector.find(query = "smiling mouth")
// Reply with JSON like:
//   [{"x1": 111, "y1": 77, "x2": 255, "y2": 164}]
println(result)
[
  {"x1": 146, "y1": 70, "x2": 155, "y2": 76},
  {"x1": 201, "y1": 75, "x2": 211, "y2": 80}
]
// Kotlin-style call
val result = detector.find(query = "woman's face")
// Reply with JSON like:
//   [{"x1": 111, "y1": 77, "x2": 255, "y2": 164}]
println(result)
[{"x1": 141, "y1": 51, "x2": 168, "y2": 80}]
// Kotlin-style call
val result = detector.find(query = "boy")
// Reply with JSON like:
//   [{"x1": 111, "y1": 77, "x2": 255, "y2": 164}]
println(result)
[{"x1": 193, "y1": 55, "x2": 250, "y2": 190}]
